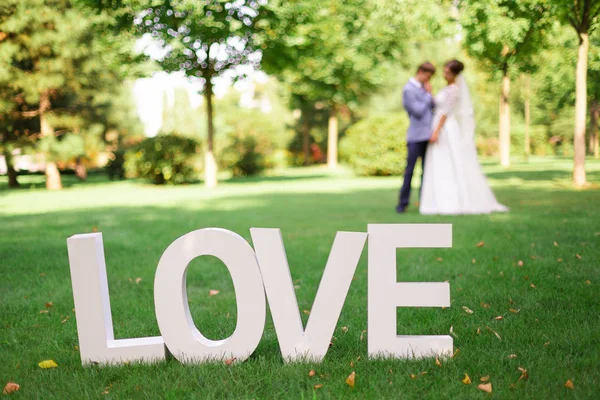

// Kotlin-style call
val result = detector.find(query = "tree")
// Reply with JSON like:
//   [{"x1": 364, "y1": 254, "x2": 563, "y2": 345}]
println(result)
[
  {"x1": 137, "y1": 0, "x2": 264, "y2": 187},
  {"x1": 460, "y1": 0, "x2": 553, "y2": 167},
  {"x1": 0, "y1": 0, "x2": 145, "y2": 189},
  {"x1": 258, "y1": 0, "x2": 446, "y2": 168},
  {"x1": 553, "y1": 0, "x2": 600, "y2": 185}
]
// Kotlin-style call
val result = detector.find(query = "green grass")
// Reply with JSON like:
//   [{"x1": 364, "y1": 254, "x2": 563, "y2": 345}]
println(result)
[{"x1": 1, "y1": 158, "x2": 600, "y2": 399}]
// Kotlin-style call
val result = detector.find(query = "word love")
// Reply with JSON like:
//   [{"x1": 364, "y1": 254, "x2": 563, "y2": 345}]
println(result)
[{"x1": 66, "y1": 224, "x2": 453, "y2": 366}]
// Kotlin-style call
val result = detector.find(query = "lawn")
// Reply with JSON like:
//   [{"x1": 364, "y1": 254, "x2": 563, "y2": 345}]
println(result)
[{"x1": 1, "y1": 158, "x2": 599, "y2": 399}]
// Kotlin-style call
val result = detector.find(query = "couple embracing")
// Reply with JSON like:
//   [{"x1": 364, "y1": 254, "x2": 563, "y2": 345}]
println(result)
[{"x1": 396, "y1": 60, "x2": 508, "y2": 215}]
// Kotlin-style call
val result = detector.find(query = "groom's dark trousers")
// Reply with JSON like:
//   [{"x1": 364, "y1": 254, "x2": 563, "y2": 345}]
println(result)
[{"x1": 398, "y1": 140, "x2": 428, "y2": 210}]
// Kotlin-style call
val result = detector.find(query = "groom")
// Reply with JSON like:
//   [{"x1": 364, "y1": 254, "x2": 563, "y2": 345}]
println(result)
[{"x1": 396, "y1": 62, "x2": 436, "y2": 213}]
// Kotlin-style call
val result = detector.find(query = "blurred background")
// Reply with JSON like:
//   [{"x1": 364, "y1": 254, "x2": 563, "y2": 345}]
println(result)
[{"x1": 1, "y1": 0, "x2": 598, "y2": 189}]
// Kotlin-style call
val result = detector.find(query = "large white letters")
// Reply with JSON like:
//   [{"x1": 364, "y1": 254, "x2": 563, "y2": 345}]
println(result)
[
  {"x1": 154, "y1": 228, "x2": 266, "y2": 364},
  {"x1": 67, "y1": 233, "x2": 166, "y2": 365},
  {"x1": 250, "y1": 228, "x2": 367, "y2": 362},
  {"x1": 367, "y1": 224, "x2": 453, "y2": 359},
  {"x1": 66, "y1": 224, "x2": 454, "y2": 366}
]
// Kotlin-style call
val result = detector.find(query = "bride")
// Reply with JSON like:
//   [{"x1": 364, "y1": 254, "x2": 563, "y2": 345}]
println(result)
[{"x1": 419, "y1": 60, "x2": 508, "y2": 215}]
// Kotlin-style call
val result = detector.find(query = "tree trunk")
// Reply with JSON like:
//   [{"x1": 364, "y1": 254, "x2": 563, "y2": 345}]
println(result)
[
  {"x1": 499, "y1": 66, "x2": 511, "y2": 167},
  {"x1": 40, "y1": 90, "x2": 62, "y2": 190},
  {"x1": 524, "y1": 75, "x2": 531, "y2": 159},
  {"x1": 591, "y1": 101, "x2": 599, "y2": 159},
  {"x1": 327, "y1": 105, "x2": 338, "y2": 168},
  {"x1": 3, "y1": 147, "x2": 19, "y2": 188},
  {"x1": 573, "y1": 32, "x2": 588, "y2": 187},
  {"x1": 204, "y1": 75, "x2": 217, "y2": 188},
  {"x1": 302, "y1": 105, "x2": 311, "y2": 166},
  {"x1": 75, "y1": 157, "x2": 87, "y2": 181}
]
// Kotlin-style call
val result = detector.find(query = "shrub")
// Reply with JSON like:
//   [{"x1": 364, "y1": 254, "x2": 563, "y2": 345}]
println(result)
[
  {"x1": 124, "y1": 135, "x2": 199, "y2": 184},
  {"x1": 219, "y1": 109, "x2": 285, "y2": 177},
  {"x1": 340, "y1": 113, "x2": 408, "y2": 176},
  {"x1": 219, "y1": 133, "x2": 273, "y2": 177}
]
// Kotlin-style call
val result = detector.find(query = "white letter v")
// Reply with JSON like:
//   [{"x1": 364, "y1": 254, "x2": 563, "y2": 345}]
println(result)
[{"x1": 250, "y1": 228, "x2": 367, "y2": 362}]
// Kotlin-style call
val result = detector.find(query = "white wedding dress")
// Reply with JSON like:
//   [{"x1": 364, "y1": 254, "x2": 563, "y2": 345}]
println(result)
[{"x1": 419, "y1": 75, "x2": 508, "y2": 215}]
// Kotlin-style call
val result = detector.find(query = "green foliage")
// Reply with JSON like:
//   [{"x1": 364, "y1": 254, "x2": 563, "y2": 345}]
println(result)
[
  {"x1": 219, "y1": 107, "x2": 289, "y2": 176},
  {"x1": 220, "y1": 134, "x2": 271, "y2": 177},
  {"x1": 460, "y1": 0, "x2": 553, "y2": 77},
  {"x1": 259, "y1": 0, "x2": 448, "y2": 109},
  {"x1": 124, "y1": 135, "x2": 199, "y2": 184},
  {"x1": 37, "y1": 134, "x2": 85, "y2": 163},
  {"x1": 340, "y1": 113, "x2": 408, "y2": 176}
]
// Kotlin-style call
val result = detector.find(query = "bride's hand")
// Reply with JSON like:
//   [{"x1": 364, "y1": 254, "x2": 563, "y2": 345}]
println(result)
[{"x1": 429, "y1": 132, "x2": 439, "y2": 143}]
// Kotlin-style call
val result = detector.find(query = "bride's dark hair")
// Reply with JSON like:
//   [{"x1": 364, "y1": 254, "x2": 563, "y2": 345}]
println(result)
[{"x1": 445, "y1": 59, "x2": 465, "y2": 76}]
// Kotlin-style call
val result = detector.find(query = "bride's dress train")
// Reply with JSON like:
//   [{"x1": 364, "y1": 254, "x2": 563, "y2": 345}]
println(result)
[{"x1": 419, "y1": 76, "x2": 508, "y2": 215}]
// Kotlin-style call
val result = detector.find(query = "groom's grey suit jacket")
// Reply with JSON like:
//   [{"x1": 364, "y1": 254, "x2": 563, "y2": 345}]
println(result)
[{"x1": 402, "y1": 79, "x2": 434, "y2": 143}]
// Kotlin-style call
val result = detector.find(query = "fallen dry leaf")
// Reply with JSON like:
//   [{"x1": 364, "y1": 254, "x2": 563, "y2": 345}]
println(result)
[
  {"x1": 480, "y1": 375, "x2": 490, "y2": 382},
  {"x1": 341, "y1": 326, "x2": 349, "y2": 333},
  {"x1": 554, "y1": 241, "x2": 559, "y2": 247},
  {"x1": 435, "y1": 356, "x2": 442, "y2": 367},
  {"x1": 509, "y1": 309, "x2": 520, "y2": 314},
  {"x1": 45, "y1": 302, "x2": 53, "y2": 308},
  {"x1": 462, "y1": 306, "x2": 474, "y2": 315},
  {"x1": 453, "y1": 348, "x2": 460, "y2": 358},
  {"x1": 564, "y1": 380, "x2": 574, "y2": 389},
  {"x1": 530, "y1": 284, "x2": 536, "y2": 289},
  {"x1": 472, "y1": 259, "x2": 476, "y2": 264},
  {"x1": 478, "y1": 383, "x2": 493, "y2": 393},
  {"x1": 40, "y1": 273, "x2": 46, "y2": 277},
  {"x1": 462, "y1": 374, "x2": 472, "y2": 384},
  {"x1": 518, "y1": 367, "x2": 529, "y2": 381},
  {"x1": 450, "y1": 326, "x2": 458, "y2": 338},
  {"x1": 92, "y1": 226, "x2": 98, "y2": 232},
  {"x1": 135, "y1": 277, "x2": 142, "y2": 284},
  {"x1": 508, "y1": 354, "x2": 518, "y2": 359},
  {"x1": 38, "y1": 359, "x2": 58, "y2": 369},
  {"x1": 303, "y1": 310, "x2": 310, "y2": 315},
  {"x1": 224, "y1": 358, "x2": 236, "y2": 366},
  {"x1": 517, "y1": 260, "x2": 524, "y2": 267},
  {"x1": 557, "y1": 258, "x2": 563, "y2": 262},
  {"x1": 585, "y1": 280, "x2": 591, "y2": 285},
  {"x1": 495, "y1": 316, "x2": 503, "y2": 321},
  {"x1": 3, "y1": 382, "x2": 20, "y2": 395},
  {"x1": 436, "y1": 257, "x2": 443, "y2": 262},
  {"x1": 486, "y1": 326, "x2": 502, "y2": 341},
  {"x1": 208, "y1": 290, "x2": 220, "y2": 296},
  {"x1": 544, "y1": 341, "x2": 550, "y2": 346},
  {"x1": 61, "y1": 316, "x2": 69, "y2": 324},
  {"x1": 346, "y1": 371, "x2": 356, "y2": 388},
  {"x1": 477, "y1": 327, "x2": 481, "y2": 335},
  {"x1": 360, "y1": 330, "x2": 366, "y2": 341},
  {"x1": 476, "y1": 241, "x2": 485, "y2": 248},
  {"x1": 421, "y1": 371, "x2": 427, "y2": 376},
  {"x1": 481, "y1": 302, "x2": 490, "y2": 309},
  {"x1": 309, "y1": 370, "x2": 316, "y2": 377},
  {"x1": 410, "y1": 373, "x2": 417, "y2": 379},
  {"x1": 576, "y1": 254, "x2": 582, "y2": 260},
  {"x1": 40, "y1": 310, "x2": 49, "y2": 314},
  {"x1": 314, "y1": 384, "x2": 323, "y2": 389}
]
